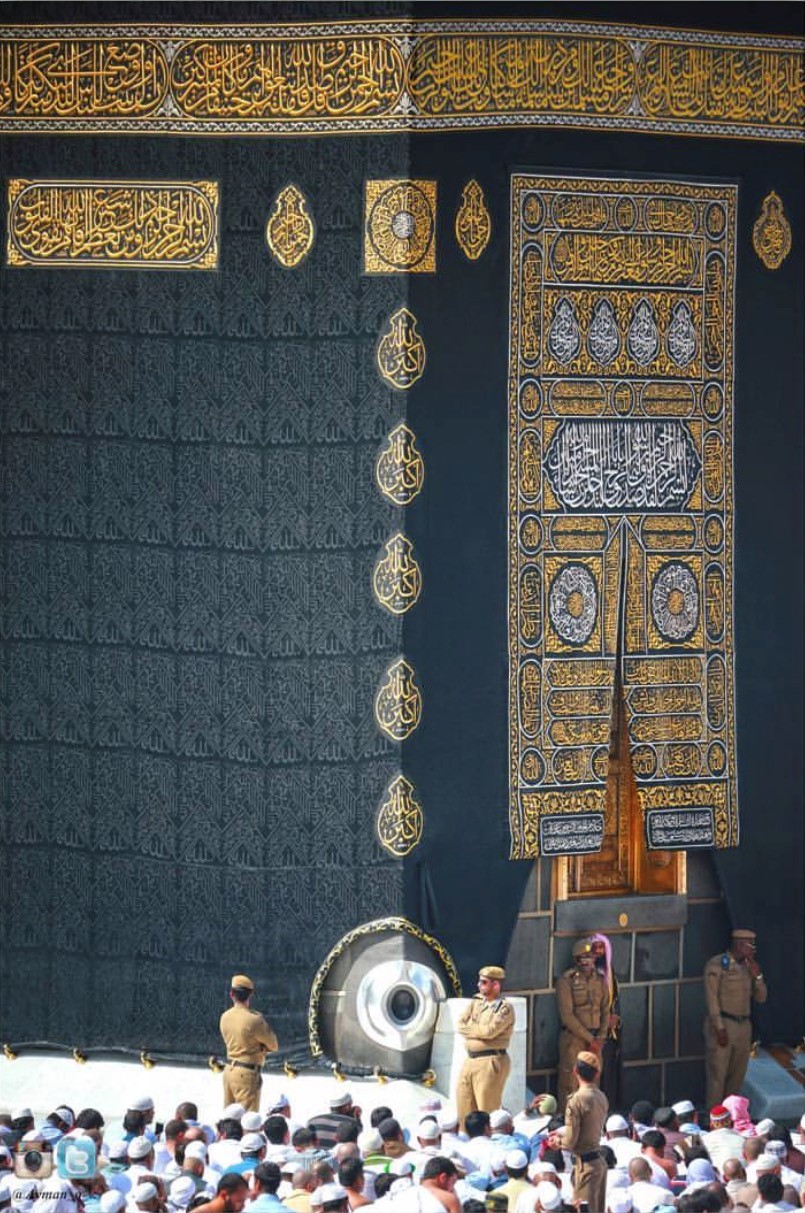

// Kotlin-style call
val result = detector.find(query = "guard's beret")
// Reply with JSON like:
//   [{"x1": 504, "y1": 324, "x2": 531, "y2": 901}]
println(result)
[
  {"x1": 479, "y1": 965, "x2": 506, "y2": 981},
  {"x1": 572, "y1": 938, "x2": 594, "y2": 958},
  {"x1": 576, "y1": 1050, "x2": 601, "y2": 1070},
  {"x1": 230, "y1": 974, "x2": 254, "y2": 991},
  {"x1": 731, "y1": 929, "x2": 756, "y2": 941}
]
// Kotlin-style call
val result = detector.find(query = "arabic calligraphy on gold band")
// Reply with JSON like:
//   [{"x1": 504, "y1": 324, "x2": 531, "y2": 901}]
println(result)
[
  {"x1": 6, "y1": 179, "x2": 219, "y2": 268},
  {"x1": 0, "y1": 25, "x2": 801, "y2": 141},
  {"x1": 455, "y1": 180, "x2": 491, "y2": 261},
  {"x1": 376, "y1": 775, "x2": 424, "y2": 857},
  {"x1": 376, "y1": 424, "x2": 425, "y2": 506},
  {"x1": 752, "y1": 191, "x2": 792, "y2": 270},
  {"x1": 377, "y1": 308, "x2": 426, "y2": 390},
  {"x1": 266, "y1": 183, "x2": 315, "y2": 268},
  {"x1": 375, "y1": 658, "x2": 422, "y2": 742}
]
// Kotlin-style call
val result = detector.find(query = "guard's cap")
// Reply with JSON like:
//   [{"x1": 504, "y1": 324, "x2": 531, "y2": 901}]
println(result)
[
  {"x1": 672, "y1": 1100, "x2": 695, "y2": 1117},
  {"x1": 128, "y1": 1097, "x2": 155, "y2": 1113},
  {"x1": 606, "y1": 1114, "x2": 630, "y2": 1133},
  {"x1": 240, "y1": 1112, "x2": 262, "y2": 1132},
  {"x1": 240, "y1": 1133, "x2": 265, "y2": 1154},
  {"x1": 756, "y1": 1153, "x2": 780, "y2": 1171},
  {"x1": 654, "y1": 1107, "x2": 676, "y2": 1128},
  {"x1": 709, "y1": 1105, "x2": 730, "y2": 1122},
  {"x1": 127, "y1": 1136, "x2": 153, "y2": 1160},
  {"x1": 504, "y1": 1149, "x2": 528, "y2": 1171},
  {"x1": 223, "y1": 1103, "x2": 246, "y2": 1121},
  {"x1": 329, "y1": 1090, "x2": 352, "y2": 1110},
  {"x1": 573, "y1": 938, "x2": 594, "y2": 958},
  {"x1": 731, "y1": 929, "x2": 756, "y2": 941},
  {"x1": 417, "y1": 1121, "x2": 440, "y2": 1142},
  {"x1": 132, "y1": 1184, "x2": 158, "y2": 1204},
  {"x1": 479, "y1": 965, "x2": 505, "y2": 981},
  {"x1": 535, "y1": 1181, "x2": 563, "y2": 1210},
  {"x1": 230, "y1": 974, "x2": 254, "y2": 991},
  {"x1": 99, "y1": 1193, "x2": 127, "y2": 1213},
  {"x1": 576, "y1": 1049, "x2": 601, "y2": 1070},
  {"x1": 168, "y1": 1178, "x2": 197, "y2": 1209},
  {"x1": 184, "y1": 1141, "x2": 208, "y2": 1162},
  {"x1": 608, "y1": 1195, "x2": 634, "y2": 1213},
  {"x1": 490, "y1": 1109, "x2": 512, "y2": 1130},
  {"x1": 11, "y1": 1107, "x2": 33, "y2": 1121}
]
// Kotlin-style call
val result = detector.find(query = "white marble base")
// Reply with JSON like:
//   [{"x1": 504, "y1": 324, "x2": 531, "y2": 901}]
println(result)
[{"x1": 430, "y1": 997, "x2": 528, "y2": 1118}]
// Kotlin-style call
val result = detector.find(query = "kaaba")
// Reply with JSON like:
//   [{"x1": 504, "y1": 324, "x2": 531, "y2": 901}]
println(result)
[{"x1": 0, "y1": 2, "x2": 801, "y2": 1105}]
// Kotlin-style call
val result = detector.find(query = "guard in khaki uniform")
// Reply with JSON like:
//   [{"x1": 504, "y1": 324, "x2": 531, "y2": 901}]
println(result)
[
  {"x1": 219, "y1": 974, "x2": 278, "y2": 1112},
  {"x1": 555, "y1": 938, "x2": 610, "y2": 1111},
  {"x1": 455, "y1": 965, "x2": 514, "y2": 1127},
  {"x1": 704, "y1": 928, "x2": 767, "y2": 1107},
  {"x1": 549, "y1": 1051, "x2": 608, "y2": 1213}
]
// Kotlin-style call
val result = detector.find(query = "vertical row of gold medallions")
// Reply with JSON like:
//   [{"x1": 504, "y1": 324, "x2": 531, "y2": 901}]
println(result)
[{"x1": 366, "y1": 178, "x2": 491, "y2": 859}]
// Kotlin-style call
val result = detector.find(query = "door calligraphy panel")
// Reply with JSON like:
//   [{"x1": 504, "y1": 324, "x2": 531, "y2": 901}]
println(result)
[{"x1": 508, "y1": 175, "x2": 738, "y2": 857}]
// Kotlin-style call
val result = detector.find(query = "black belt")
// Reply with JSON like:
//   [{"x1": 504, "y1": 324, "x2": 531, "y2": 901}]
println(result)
[
  {"x1": 467, "y1": 1048, "x2": 508, "y2": 1058},
  {"x1": 721, "y1": 1012, "x2": 750, "y2": 1023},
  {"x1": 228, "y1": 1059, "x2": 261, "y2": 1070},
  {"x1": 574, "y1": 1151, "x2": 601, "y2": 1163}
]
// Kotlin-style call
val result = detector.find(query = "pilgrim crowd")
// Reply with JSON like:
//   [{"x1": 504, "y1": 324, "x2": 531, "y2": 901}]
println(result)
[{"x1": 1, "y1": 1085, "x2": 804, "y2": 1213}]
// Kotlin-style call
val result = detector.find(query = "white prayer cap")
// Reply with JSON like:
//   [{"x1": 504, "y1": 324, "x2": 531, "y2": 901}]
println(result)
[
  {"x1": 132, "y1": 1184, "x2": 157, "y2": 1204},
  {"x1": 184, "y1": 1141, "x2": 208, "y2": 1162},
  {"x1": 222, "y1": 1103, "x2": 245, "y2": 1121},
  {"x1": 606, "y1": 1114, "x2": 630, "y2": 1132},
  {"x1": 490, "y1": 1108, "x2": 512, "y2": 1130},
  {"x1": 127, "y1": 1097, "x2": 154, "y2": 1113},
  {"x1": 167, "y1": 1178, "x2": 197, "y2": 1209},
  {"x1": 535, "y1": 1181, "x2": 563, "y2": 1210},
  {"x1": 127, "y1": 1137, "x2": 152, "y2": 1160},
  {"x1": 673, "y1": 1100, "x2": 695, "y2": 1116},
  {"x1": 505, "y1": 1149, "x2": 529, "y2": 1170},
  {"x1": 99, "y1": 1193, "x2": 126, "y2": 1213},
  {"x1": 240, "y1": 1112, "x2": 262, "y2": 1132}
]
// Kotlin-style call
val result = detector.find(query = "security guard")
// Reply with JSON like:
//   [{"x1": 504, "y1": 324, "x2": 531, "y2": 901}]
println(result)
[
  {"x1": 455, "y1": 965, "x2": 514, "y2": 1127},
  {"x1": 549, "y1": 1051, "x2": 608, "y2": 1212},
  {"x1": 703, "y1": 928, "x2": 767, "y2": 1107},
  {"x1": 555, "y1": 938, "x2": 610, "y2": 1111},
  {"x1": 219, "y1": 974, "x2": 278, "y2": 1112}
]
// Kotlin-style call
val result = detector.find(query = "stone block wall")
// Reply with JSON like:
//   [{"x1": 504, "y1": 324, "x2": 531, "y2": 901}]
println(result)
[{"x1": 504, "y1": 852, "x2": 729, "y2": 1110}]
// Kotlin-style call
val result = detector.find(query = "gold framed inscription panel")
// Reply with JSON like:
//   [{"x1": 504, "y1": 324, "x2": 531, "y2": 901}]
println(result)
[{"x1": 508, "y1": 175, "x2": 738, "y2": 859}]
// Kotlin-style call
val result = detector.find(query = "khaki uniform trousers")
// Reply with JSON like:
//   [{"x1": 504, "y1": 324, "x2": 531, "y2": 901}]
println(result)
[
  {"x1": 573, "y1": 1155, "x2": 607, "y2": 1212},
  {"x1": 705, "y1": 1015, "x2": 751, "y2": 1108},
  {"x1": 558, "y1": 1029, "x2": 588, "y2": 1112},
  {"x1": 456, "y1": 1052, "x2": 511, "y2": 1128},
  {"x1": 222, "y1": 1062, "x2": 262, "y2": 1112}
]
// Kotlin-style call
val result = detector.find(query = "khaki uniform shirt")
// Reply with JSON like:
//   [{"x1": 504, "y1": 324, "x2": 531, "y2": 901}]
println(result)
[
  {"x1": 563, "y1": 1084, "x2": 609, "y2": 1154},
  {"x1": 556, "y1": 967, "x2": 610, "y2": 1043},
  {"x1": 457, "y1": 995, "x2": 514, "y2": 1053},
  {"x1": 703, "y1": 952, "x2": 768, "y2": 1030},
  {"x1": 219, "y1": 1002, "x2": 278, "y2": 1063}
]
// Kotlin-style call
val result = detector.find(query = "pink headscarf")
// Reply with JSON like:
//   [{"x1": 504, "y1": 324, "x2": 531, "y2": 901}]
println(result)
[{"x1": 723, "y1": 1094, "x2": 756, "y2": 1136}]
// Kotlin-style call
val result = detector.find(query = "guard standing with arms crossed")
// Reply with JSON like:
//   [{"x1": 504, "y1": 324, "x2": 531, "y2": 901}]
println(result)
[
  {"x1": 455, "y1": 965, "x2": 514, "y2": 1128},
  {"x1": 703, "y1": 928, "x2": 767, "y2": 1107},
  {"x1": 555, "y1": 938, "x2": 610, "y2": 1112},
  {"x1": 219, "y1": 974, "x2": 278, "y2": 1112}
]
